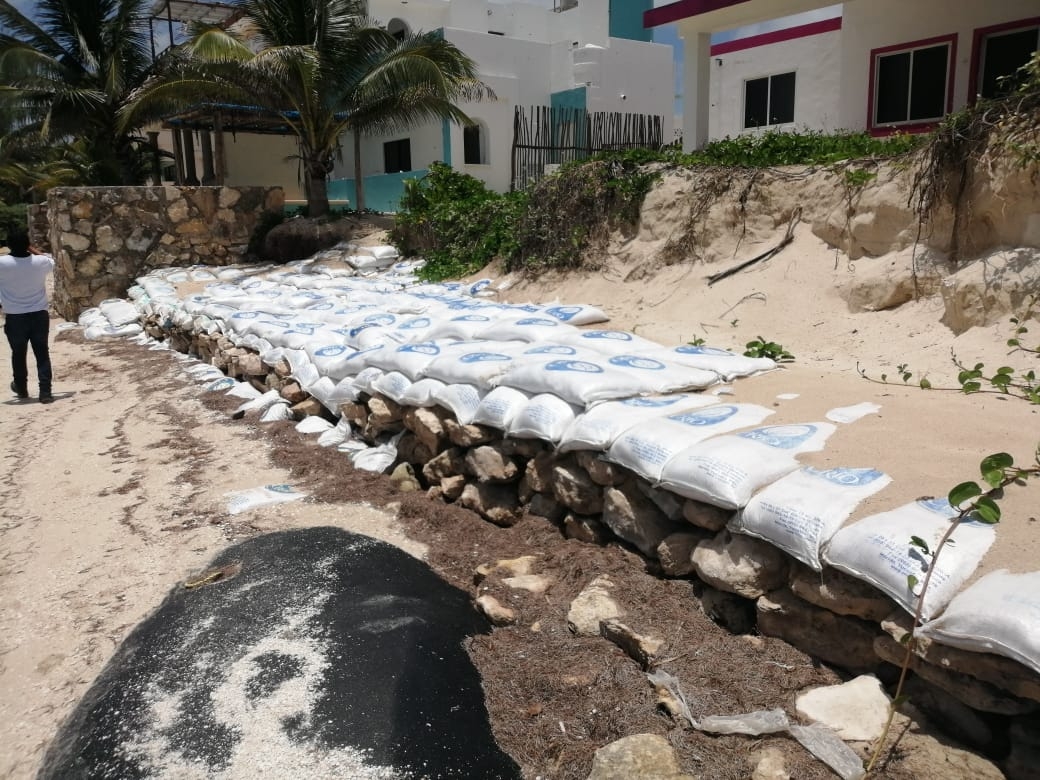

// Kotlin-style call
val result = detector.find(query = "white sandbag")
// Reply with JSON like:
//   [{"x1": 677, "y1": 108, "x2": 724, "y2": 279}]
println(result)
[
  {"x1": 365, "y1": 340, "x2": 445, "y2": 379},
  {"x1": 304, "y1": 376, "x2": 337, "y2": 409},
  {"x1": 559, "y1": 393, "x2": 719, "y2": 453},
  {"x1": 350, "y1": 443, "x2": 398, "y2": 473},
  {"x1": 310, "y1": 344, "x2": 357, "y2": 381},
  {"x1": 822, "y1": 498, "x2": 997, "y2": 620},
  {"x1": 398, "y1": 378, "x2": 445, "y2": 407},
  {"x1": 203, "y1": 377, "x2": 238, "y2": 393},
  {"x1": 658, "y1": 422, "x2": 836, "y2": 509},
  {"x1": 540, "y1": 303, "x2": 610, "y2": 326},
  {"x1": 498, "y1": 353, "x2": 718, "y2": 407},
  {"x1": 260, "y1": 402, "x2": 294, "y2": 422},
  {"x1": 653, "y1": 344, "x2": 776, "y2": 380},
  {"x1": 226, "y1": 484, "x2": 306, "y2": 515},
  {"x1": 235, "y1": 389, "x2": 283, "y2": 415},
  {"x1": 731, "y1": 466, "x2": 892, "y2": 570},
  {"x1": 296, "y1": 416, "x2": 334, "y2": 435},
  {"x1": 371, "y1": 371, "x2": 413, "y2": 404},
  {"x1": 471, "y1": 386, "x2": 530, "y2": 430},
  {"x1": 83, "y1": 323, "x2": 144, "y2": 340},
  {"x1": 225, "y1": 381, "x2": 262, "y2": 400},
  {"x1": 508, "y1": 393, "x2": 581, "y2": 442},
  {"x1": 352, "y1": 366, "x2": 385, "y2": 396},
  {"x1": 358, "y1": 244, "x2": 400, "y2": 261},
  {"x1": 432, "y1": 383, "x2": 486, "y2": 425},
  {"x1": 607, "y1": 403, "x2": 774, "y2": 483},
  {"x1": 421, "y1": 346, "x2": 517, "y2": 389},
  {"x1": 99, "y1": 298, "x2": 142, "y2": 326},
  {"x1": 318, "y1": 419, "x2": 352, "y2": 447},
  {"x1": 564, "y1": 329, "x2": 663, "y2": 356},
  {"x1": 328, "y1": 376, "x2": 363, "y2": 404},
  {"x1": 918, "y1": 570, "x2": 1040, "y2": 675},
  {"x1": 477, "y1": 316, "x2": 580, "y2": 343},
  {"x1": 425, "y1": 314, "x2": 496, "y2": 341}
]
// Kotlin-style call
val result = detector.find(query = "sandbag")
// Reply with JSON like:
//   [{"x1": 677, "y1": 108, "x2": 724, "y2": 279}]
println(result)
[
  {"x1": 398, "y1": 378, "x2": 445, "y2": 407},
  {"x1": 652, "y1": 344, "x2": 776, "y2": 381},
  {"x1": 507, "y1": 393, "x2": 581, "y2": 442},
  {"x1": 822, "y1": 499, "x2": 997, "y2": 620},
  {"x1": 370, "y1": 371, "x2": 413, "y2": 404},
  {"x1": 731, "y1": 466, "x2": 892, "y2": 570},
  {"x1": 659, "y1": 422, "x2": 836, "y2": 509},
  {"x1": 432, "y1": 383, "x2": 485, "y2": 425},
  {"x1": 420, "y1": 346, "x2": 518, "y2": 389},
  {"x1": 477, "y1": 316, "x2": 580, "y2": 344},
  {"x1": 471, "y1": 386, "x2": 530, "y2": 430},
  {"x1": 558, "y1": 393, "x2": 719, "y2": 453},
  {"x1": 539, "y1": 303, "x2": 610, "y2": 326}
]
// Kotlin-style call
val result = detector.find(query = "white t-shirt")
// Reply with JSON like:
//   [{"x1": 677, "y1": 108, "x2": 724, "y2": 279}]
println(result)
[{"x1": 0, "y1": 253, "x2": 54, "y2": 314}]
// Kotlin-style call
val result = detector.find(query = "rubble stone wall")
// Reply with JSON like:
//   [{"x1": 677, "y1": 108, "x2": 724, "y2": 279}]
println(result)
[
  {"x1": 46, "y1": 185, "x2": 284, "y2": 320},
  {"x1": 27, "y1": 203, "x2": 50, "y2": 253},
  {"x1": 147, "y1": 317, "x2": 1040, "y2": 778}
]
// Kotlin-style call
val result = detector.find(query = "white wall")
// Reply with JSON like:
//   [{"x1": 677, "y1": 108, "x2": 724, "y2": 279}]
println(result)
[
  {"x1": 709, "y1": 28, "x2": 841, "y2": 139},
  {"x1": 838, "y1": 0, "x2": 1040, "y2": 131},
  {"x1": 223, "y1": 133, "x2": 304, "y2": 201},
  {"x1": 586, "y1": 37, "x2": 675, "y2": 141}
]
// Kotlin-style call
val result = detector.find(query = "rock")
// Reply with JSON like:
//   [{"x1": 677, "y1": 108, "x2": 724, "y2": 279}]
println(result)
[
  {"x1": 701, "y1": 586, "x2": 757, "y2": 634},
  {"x1": 576, "y1": 451, "x2": 626, "y2": 486},
  {"x1": 757, "y1": 589, "x2": 880, "y2": 671},
  {"x1": 238, "y1": 352, "x2": 264, "y2": 376},
  {"x1": 841, "y1": 246, "x2": 948, "y2": 312},
  {"x1": 873, "y1": 634, "x2": 1036, "y2": 715},
  {"x1": 568, "y1": 575, "x2": 621, "y2": 636},
  {"x1": 903, "y1": 677, "x2": 995, "y2": 750},
  {"x1": 524, "y1": 451, "x2": 555, "y2": 494},
  {"x1": 637, "y1": 482, "x2": 684, "y2": 520},
  {"x1": 422, "y1": 447, "x2": 465, "y2": 485},
  {"x1": 396, "y1": 432, "x2": 434, "y2": 466},
  {"x1": 552, "y1": 463, "x2": 604, "y2": 515},
  {"x1": 750, "y1": 747, "x2": 789, "y2": 780},
  {"x1": 261, "y1": 215, "x2": 363, "y2": 263},
  {"x1": 586, "y1": 734, "x2": 694, "y2": 780},
  {"x1": 501, "y1": 438, "x2": 544, "y2": 459},
  {"x1": 502, "y1": 574, "x2": 552, "y2": 594},
  {"x1": 940, "y1": 247, "x2": 1040, "y2": 334},
  {"x1": 465, "y1": 444, "x2": 520, "y2": 483},
  {"x1": 458, "y1": 483, "x2": 521, "y2": 527},
  {"x1": 475, "y1": 555, "x2": 537, "y2": 584},
  {"x1": 886, "y1": 717, "x2": 1006, "y2": 780},
  {"x1": 440, "y1": 474, "x2": 466, "y2": 501},
  {"x1": 564, "y1": 513, "x2": 611, "y2": 544},
  {"x1": 526, "y1": 493, "x2": 566, "y2": 523},
  {"x1": 683, "y1": 499, "x2": 732, "y2": 532},
  {"x1": 444, "y1": 418, "x2": 496, "y2": 447},
  {"x1": 475, "y1": 595, "x2": 516, "y2": 626},
  {"x1": 272, "y1": 358, "x2": 292, "y2": 378},
  {"x1": 790, "y1": 565, "x2": 896, "y2": 622},
  {"x1": 338, "y1": 401, "x2": 368, "y2": 428},
  {"x1": 389, "y1": 463, "x2": 420, "y2": 493},
  {"x1": 368, "y1": 395, "x2": 403, "y2": 432},
  {"x1": 692, "y1": 530, "x2": 789, "y2": 599},
  {"x1": 795, "y1": 675, "x2": 890, "y2": 741},
  {"x1": 600, "y1": 619, "x2": 664, "y2": 668},
  {"x1": 602, "y1": 482, "x2": 679, "y2": 558},
  {"x1": 656, "y1": 531, "x2": 709, "y2": 577},
  {"x1": 403, "y1": 406, "x2": 449, "y2": 453},
  {"x1": 290, "y1": 397, "x2": 325, "y2": 419}
]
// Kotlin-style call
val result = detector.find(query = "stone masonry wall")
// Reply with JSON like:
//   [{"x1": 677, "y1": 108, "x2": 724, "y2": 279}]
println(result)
[{"x1": 47, "y1": 185, "x2": 284, "y2": 320}]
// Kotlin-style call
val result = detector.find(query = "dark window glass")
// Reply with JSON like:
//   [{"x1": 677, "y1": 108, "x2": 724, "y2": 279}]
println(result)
[
  {"x1": 769, "y1": 71, "x2": 796, "y2": 124},
  {"x1": 744, "y1": 76, "x2": 769, "y2": 129},
  {"x1": 981, "y1": 27, "x2": 1039, "y2": 98},
  {"x1": 908, "y1": 44, "x2": 948, "y2": 120},
  {"x1": 876, "y1": 51, "x2": 911, "y2": 124},
  {"x1": 464, "y1": 125, "x2": 482, "y2": 164},
  {"x1": 383, "y1": 139, "x2": 411, "y2": 173}
]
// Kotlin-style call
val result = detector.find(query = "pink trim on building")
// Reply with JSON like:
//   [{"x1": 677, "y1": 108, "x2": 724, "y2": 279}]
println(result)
[
  {"x1": 644, "y1": 0, "x2": 752, "y2": 29},
  {"x1": 709, "y1": 16, "x2": 841, "y2": 55},
  {"x1": 967, "y1": 16, "x2": 1040, "y2": 103},
  {"x1": 866, "y1": 33, "x2": 958, "y2": 136}
]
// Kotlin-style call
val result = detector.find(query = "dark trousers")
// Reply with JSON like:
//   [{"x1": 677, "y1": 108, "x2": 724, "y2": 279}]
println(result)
[{"x1": 4, "y1": 310, "x2": 51, "y2": 393}]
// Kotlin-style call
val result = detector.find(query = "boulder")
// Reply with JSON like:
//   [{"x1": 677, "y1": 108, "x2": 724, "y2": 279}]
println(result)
[
  {"x1": 440, "y1": 474, "x2": 466, "y2": 501},
  {"x1": 790, "y1": 565, "x2": 896, "y2": 622},
  {"x1": 502, "y1": 574, "x2": 552, "y2": 594},
  {"x1": 586, "y1": 734, "x2": 694, "y2": 780},
  {"x1": 524, "y1": 451, "x2": 556, "y2": 494},
  {"x1": 475, "y1": 555, "x2": 536, "y2": 583},
  {"x1": 465, "y1": 444, "x2": 520, "y2": 484},
  {"x1": 795, "y1": 675, "x2": 890, "y2": 741},
  {"x1": 389, "y1": 463, "x2": 420, "y2": 493},
  {"x1": 638, "y1": 482, "x2": 684, "y2": 521},
  {"x1": 403, "y1": 406, "x2": 449, "y2": 453},
  {"x1": 576, "y1": 451, "x2": 626, "y2": 486},
  {"x1": 444, "y1": 418, "x2": 496, "y2": 447},
  {"x1": 475, "y1": 595, "x2": 516, "y2": 626},
  {"x1": 683, "y1": 499, "x2": 732, "y2": 532},
  {"x1": 940, "y1": 247, "x2": 1040, "y2": 334},
  {"x1": 552, "y1": 463, "x2": 604, "y2": 515},
  {"x1": 396, "y1": 432, "x2": 434, "y2": 467},
  {"x1": 656, "y1": 531, "x2": 709, "y2": 577},
  {"x1": 238, "y1": 352, "x2": 264, "y2": 376},
  {"x1": 903, "y1": 677, "x2": 995, "y2": 750},
  {"x1": 458, "y1": 482, "x2": 521, "y2": 527},
  {"x1": 692, "y1": 530, "x2": 789, "y2": 599},
  {"x1": 290, "y1": 398, "x2": 325, "y2": 419},
  {"x1": 526, "y1": 493, "x2": 566, "y2": 523},
  {"x1": 701, "y1": 586, "x2": 757, "y2": 635},
  {"x1": 600, "y1": 619, "x2": 664, "y2": 668},
  {"x1": 564, "y1": 513, "x2": 611, "y2": 545},
  {"x1": 568, "y1": 575, "x2": 621, "y2": 636},
  {"x1": 422, "y1": 447, "x2": 465, "y2": 485},
  {"x1": 602, "y1": 482, "x2": 679, "y2": 558}
]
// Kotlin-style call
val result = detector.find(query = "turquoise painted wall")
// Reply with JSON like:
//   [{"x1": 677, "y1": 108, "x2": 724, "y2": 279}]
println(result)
[
  {"x1": 609, "y1": 0, "x2": 653, "y2": 42},
  {"x1": 551, "y1": 87, "x2": 587, "y2": 112},
  {"x1": 441, "y1": 119, "x2": 452, "y2": 167},
  {"x1": 327, "y1": 169, "x2": 428, "y2": 214}
]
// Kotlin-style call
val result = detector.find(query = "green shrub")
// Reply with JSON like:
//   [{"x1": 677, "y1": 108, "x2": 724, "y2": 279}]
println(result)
[{"x1": 0, "y1": 202, "x2": 29, "y2": 244}]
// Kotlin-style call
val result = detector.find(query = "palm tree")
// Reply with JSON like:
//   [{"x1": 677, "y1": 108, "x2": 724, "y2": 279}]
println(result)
[
  {"x1": 0, "y1": 0, "x2": 159, "y2": 185},
  {"x1": 123, "y1": 0, "x2": 490, "y2": 216}
]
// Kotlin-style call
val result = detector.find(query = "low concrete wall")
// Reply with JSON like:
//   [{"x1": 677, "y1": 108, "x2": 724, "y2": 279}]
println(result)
[{"x1": 47, "y1": 185, "x2": 284, "y2": 320}]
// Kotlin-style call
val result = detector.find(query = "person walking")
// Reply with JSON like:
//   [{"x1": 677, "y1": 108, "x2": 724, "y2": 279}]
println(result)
[{"x1": 0, "y1": 232, "x2": 54, "y2": 404}]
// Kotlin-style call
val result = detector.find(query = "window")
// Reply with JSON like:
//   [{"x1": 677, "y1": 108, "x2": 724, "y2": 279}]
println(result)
[
  {"x1": 872, "y1": 38, "x2": 953, "y2": 127},
  {"x1": 743, "y1": 72, "x2": 795, "y2": 129},
  {"x1": 383, "y1": 139, "x2": 411, "y2": 174},
  {"x1": 977, "y1": 24, "x2": 1039, "y2": 99},
  {"x1": 463, "y1": 124, "x2": 486, "y2": 165}
]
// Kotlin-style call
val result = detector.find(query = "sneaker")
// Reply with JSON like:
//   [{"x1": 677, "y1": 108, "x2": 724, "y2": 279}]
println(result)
[
  {"x1": 10, "y1": 381, "x2": 28, "y2": 399},
  {"x1": 39, "y1": 392, "x2": 54, "y2": 404}
]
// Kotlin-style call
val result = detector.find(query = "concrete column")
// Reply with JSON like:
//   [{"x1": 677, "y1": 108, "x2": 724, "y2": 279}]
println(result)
[
  {"x1": 200, "y1": 130, "x2": 216, "y2": 184},
  {"x1": 170, "y1": 128, "x2": 185, "y2": 185},
  {"x1": 147, "y1": 131, "x2": 162, "y2": 185},
  {"x1": 182, "y1": 129, "x2": 200, "y2": 185},
  {"x1": 682, "y1": 32, "x2": 712, "y2": 152},
  {"x1": 213, "y1": 112, "x2": 226, "y2": 185}
]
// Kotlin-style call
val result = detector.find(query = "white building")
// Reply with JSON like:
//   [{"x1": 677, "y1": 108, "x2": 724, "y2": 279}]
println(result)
[{"x1": 644, "y1": 0, "x2": 1040, "y2": 148}]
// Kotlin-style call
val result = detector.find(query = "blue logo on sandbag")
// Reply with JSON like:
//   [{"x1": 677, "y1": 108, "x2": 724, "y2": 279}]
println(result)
[
  {"x1": 460, "y1": 352, "x2": 512, "y2": 363},
  {"x1": 306, "y1": 302, "x2": 335, "y2": 310},
  {"x1": 518, "y1": 304, "x2": 541, "y2": 312},
  {"x1": 623, "y1": 395, "x2": 687, "y2": 408},
  {"x1": 348, "y1": 323, "x2": 376, "y2": 337},
  {"x1": 516, "y1": 318, "x2": 559, "y2": 327},
  {"x1": 669, "y1": 405, "x2": 738, "y2": 426},
  {"x1": 544, "y1": 305, "x2": 582, "y2": 321},
  {"x1": 315, "y1": 345, "x2": 348, "y2": 357},
  {"x1": 545, "y1": 360, "x2": 603, "y2": 373},
  {"x1": 232, "y1": 311, "x2": 260, "y2": 319},
  {"x1": 738, "y1": 424, "x2": 816, "y2": 449},
  {"x1": 452, "y1": 314, "x2": 491, "y2": 322},
  {"x1": 364, "y1": 313, "x2": 395, "y2": 325},
  {"x1": 399, "y1": 317, "x2": 431, "y2": 329},
  {"x1": 610, "y1": 355, "x2": 665, "y2": 370},
  {"x1": 675, "y1": 345, "x2": 732, "y2": 356},
  {"x1": 808, "y1": 467, "x2": 886, "y2": 487},
  {"x1": 526, "y1": 345, "x2": 575, "y2": 355},
  {"x1": 919, "y1": 497, "x2": 955, "y2": 516},
  {"x1": 399, "y1": 342, "x2": 440, "y2": 355},
  {"x1": 582, "y1": 331, "x2": 631, "y2": 341}
]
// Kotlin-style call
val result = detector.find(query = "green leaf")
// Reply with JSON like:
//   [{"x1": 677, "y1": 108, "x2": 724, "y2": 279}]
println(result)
[
  {"x1": 1007, "y1": 338, "x2": 1020, "y2": 347},
  {"x1": 948, "y1": 481, "x2": 982, "y2": 508},
  {"x1": 909, "y1": 536, "x2": 931, "y2": 555},
  {"x1": 980, "y1": 453, "x2": 1014, "y2": 474},
  {"x1": 983, "y1": 470, "x2": 1005, "y2": 489},
  {"x1": 906, "y1": 574, "x2": 919, "y2": 591},
  {"x1": 919, "y1": 378, "x2": 931, "y2": 389},
  {"x1": 962, "y1": 381, "x2": 982, "y2": 393},
  {"x1": 973, "y1": 497, "x2": 1001, "y2": 524},
  {"x1": 996, "y1": 366, "x2": 1015, "y2": 375}
]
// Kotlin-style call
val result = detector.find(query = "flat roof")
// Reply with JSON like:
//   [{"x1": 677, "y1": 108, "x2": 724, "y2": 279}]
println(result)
[{"x1": 150, "y1": 0, "x2": 238, "y2": 26}]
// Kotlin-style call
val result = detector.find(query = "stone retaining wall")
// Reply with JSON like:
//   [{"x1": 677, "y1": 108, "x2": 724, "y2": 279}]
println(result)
[
  {"x1": 46, "y1": 185, "x2": 284, "y2": 320},
  {"x1": 148, "y1": 315, "x2": 1040, "y2": 778}
]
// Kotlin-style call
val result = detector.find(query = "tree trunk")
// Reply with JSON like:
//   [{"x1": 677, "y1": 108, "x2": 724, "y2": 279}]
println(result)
[
  {"x1": 353, "y1": 131, "x2": 365, "y2": 212},
  {"x1": 307, "y1": 161, "x2": 330, "y2": 218}
]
